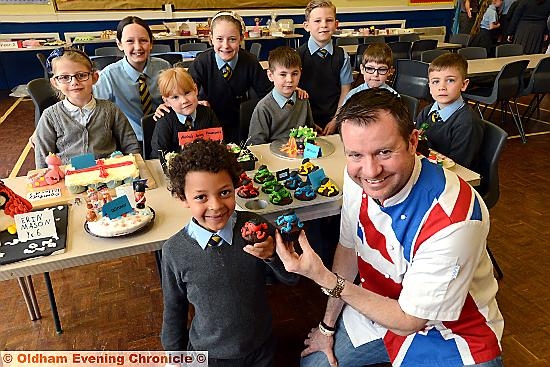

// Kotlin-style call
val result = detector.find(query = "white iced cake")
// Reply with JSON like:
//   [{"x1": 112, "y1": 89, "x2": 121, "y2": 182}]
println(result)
[
  {"x1": 65, "y1": 154, "x2": 140, "y2": 193},
  {"x1": 86, "y1": 206, "x2": 154, "y2": 237}
]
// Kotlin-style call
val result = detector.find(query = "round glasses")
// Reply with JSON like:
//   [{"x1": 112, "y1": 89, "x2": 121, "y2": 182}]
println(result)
[
  {"x1": 362, "y1": 66, "x2": 390, "y2": 75},
  {"x1": 54, "y1": 72, "x2": 92, "y2": 84}
]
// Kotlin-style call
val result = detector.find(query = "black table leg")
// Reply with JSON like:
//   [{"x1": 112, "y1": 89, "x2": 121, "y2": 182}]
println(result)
[
  {"x1": 154, "y1": 249, "x2": 162, "y2": 284},
  {"x1": 43, "y1": 272, "x2": 63, "y2": 334}
]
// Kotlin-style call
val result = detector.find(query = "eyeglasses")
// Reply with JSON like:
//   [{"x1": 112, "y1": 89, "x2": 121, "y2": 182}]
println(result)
[
  {"x1": 362, "y1": 66, "x2": 390, "y2": 75},
  {"x1": 54, "y1": 72, "x2": 92, "y2": 84}
]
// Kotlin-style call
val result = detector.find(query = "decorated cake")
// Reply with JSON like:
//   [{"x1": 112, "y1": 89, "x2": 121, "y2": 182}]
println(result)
[
  {"x1": 261, "y1": 178, "x2": 279, "y2": 194},
  {"x1": 294, "y1": 181, "x2": 317, "y2": 201},
  {"x1": 241, "y1": 218, "x2": 269, "y2": 244},
  {"x1": 281, "y1": 126, "x2": 317, "y2": 156},
  {"x1": 275, "y1": 210, "x2": 304, "y2": 242},
  {"x1": 237, "y1": 179, "x2": 259, "y2": 199},
  {"x1": 317, "y1": 177, "x2": 339, "y2": 197},
  {"x1": 269, "y1": 184, "x2": 293, "y2": 205},
  {"x1": 284, "y1": 171, "x2": 302, "y2": 190},
  {"x1": 298, "y1": 158, "x2": 318, "y2": 176},
  {"x1": 64, "y1": 153, "x2": 140, "y2": 194},
  {"x1": 253, "y1": 165, "x2": 275, "y2": 184},
  {"x1": 84, "y1": 181, "x2": 154, "y2": 238},
  {"x1": 27, "y1": 153, "x2": 65, "y2": 188}
]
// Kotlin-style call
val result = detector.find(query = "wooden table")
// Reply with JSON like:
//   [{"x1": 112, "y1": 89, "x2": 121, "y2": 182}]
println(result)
[
  {"x1": 468, "y1": 54, "x2": 550, "y2": 76},
  {"x1": 0, "y1": 138, "x2": 479, "y2": 332}
]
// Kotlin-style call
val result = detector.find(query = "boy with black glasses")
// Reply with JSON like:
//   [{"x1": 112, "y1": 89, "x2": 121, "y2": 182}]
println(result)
[{"x1": 342, "y1": 43, "x2": 397, "y2": 105}]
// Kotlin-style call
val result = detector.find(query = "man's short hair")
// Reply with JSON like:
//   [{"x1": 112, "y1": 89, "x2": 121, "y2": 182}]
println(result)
[
  {"x1": 336, "y1": 89, "x2": 414, "y2": 143},
  {"x1": 305, "y1": 0, "x2": 336, "y2": 20},
  {"x1": 428, "y1": 53, "x2": 468, "y2": 80},
  {"x1": 362, "y1": 43, "x2": 393, "y2": 68},
  {"x1": 268, "y1": 46, "x2": 302, "y2": 72}
]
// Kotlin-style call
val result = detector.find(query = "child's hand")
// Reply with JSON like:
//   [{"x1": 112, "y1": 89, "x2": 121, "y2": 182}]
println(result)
[
  {"x1": 296, "y1": 87, "x2": 309, "y2": 100},
  {"x1": 198, "y1": 100, "x2": 210, "y2": 107},
  {"x1": 243, "y1": 235, "x2": 275, "y2": 260},
  {"x1": 153, "y1": 103, "x2": 171, "y2": 121},
  {"x1": 322, "y1": 120, "x2": 338, "y2": 136}
]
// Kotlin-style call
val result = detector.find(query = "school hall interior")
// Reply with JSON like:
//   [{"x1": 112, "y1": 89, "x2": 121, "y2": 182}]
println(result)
[{"x1": 1, "y1": 0, "x2": 550, "y2": 366}]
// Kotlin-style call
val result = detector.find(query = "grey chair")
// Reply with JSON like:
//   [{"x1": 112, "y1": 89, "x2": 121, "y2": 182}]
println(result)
[
  {"x1": 521, "y1": 56, "x2": 550, "y2": 122},
  {"x1": 90, "y1": 55, "x2": 122, "y2": 70},
  {"x1": 36, "y1": 53, "x2": 49, "y2": 79},
  {"x1": 411, "y1": 39, "x2": 439, "y2": 60},
  {"x1": 388, "y1": 41, "x2": 412, "y2": 66},
  {"x1": 399, "y1": 33, "x2": 420, "y2": 42},
  {"x1": 94, "y1": 46, "x2": 124, "y2": 57},
  {"x1": 457, "y1": 46, "x2": 487, "y2": 60},
  {"x1": 400, "y1": 93, "x2": 419, "y2": 120},
  {"x1": 152, "y1": 53, "x2": 183, "y2": 66},
  {"x1": 463, "y1": 60, "x2": 529, "y2": 143},
  {"x1": 393, "y1": 59, "x2": 431, "y2": 101},
  {"x1": 250, "y1": 42, "x2": 262, "y2": 59},
  {"x1": 240, "y1": 98, "x2": 260, "y2": 144},
  {"x1": 420, "y1": 49, "x2": 450, "y2": 63},
  {"x1": 140, "y1": 113, "x2": 157, "y2": 160},
  {"x1": 472, "y1": 119, "x2": 508, "y2": 279},
  {"x1": 449, "y1": 33, "x2": 471, "y2": 47},
  {"x1": 27, "y1": 78, "x2": 59, "y2": 126},
  {"x1": 180, "y1": 42, "x2": 208, "y2": 52},
  {"x1": 495, "y1": 43, "x2": 523, "y2": 57},
  {"x1": 152, "y1": 44, "x2": 171, "y2": 53}
]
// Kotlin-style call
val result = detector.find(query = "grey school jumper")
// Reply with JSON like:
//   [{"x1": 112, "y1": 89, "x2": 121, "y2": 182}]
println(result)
[
  {"x1": 247, "y1": 92, "x2": 314, "y2": 146},
  {"x1": 160, "y1": 210, "x2": 298, "y2": 359}
]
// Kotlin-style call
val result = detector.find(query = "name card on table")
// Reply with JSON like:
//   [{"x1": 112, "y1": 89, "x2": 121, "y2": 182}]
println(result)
[
  {"x1": 71, "y1": 153, "x2": 96, "y2": 170},
  {"x1": 27, "y1": 188, "x2": 61, "y2": 201},
  {"x1": 308, "y1": 168, "x2": 327, "y2": 190},
  {"x1": 0, "y1": 41, "x2": 21, "y2": 50},
  {"x1": 15, "y1": 208, "x2": 57, "y2": 242},
  {"x1": 303, "y1": 143, "x2": 322, "y2": 159},
  {"x1": 179, "y1": 127, "x2": 224, "y2": 146},
  {"x1": 102, "y1": 195, "x2": 133, "y2": 219}
]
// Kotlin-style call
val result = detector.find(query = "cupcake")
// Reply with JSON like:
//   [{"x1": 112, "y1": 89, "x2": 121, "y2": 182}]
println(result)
[
  {"x1": 275, "y1": 210, "x2": 304, "y2": 242},
  {"x1": 294, "y1": 181, "x2": 317, "y2": 201},
  {"x1": 269, "y1": 184, "x2": 293, "y2": 205},
  {"x1": 236, "y1": 179, "x2": 259, "y2": 198},
  {"x1": 284, "y1": 171, "x2": 302, "y2": 190},
  {"x1": 241, "y1": 218, "x2": 269, "y2": 244},
  {"x1": 254, "y1": 165, "x2": 275, "y2": 184},
  {"x1": 298, "y1": 158, "x2": 318, "y2": 176},
  {"x1": 317, "y1": 177, "x2": 339, "y2": 197}
]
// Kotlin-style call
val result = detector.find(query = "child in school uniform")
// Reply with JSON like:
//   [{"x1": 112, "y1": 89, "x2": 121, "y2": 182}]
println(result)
[
  {"x1": 94, "y1": 16, "x2": 171, "y2": 142},
  {"x1": 297, "y1": 0, "x2": 354, "y2": 135},
  {"x1": 150, "y1": 67, "x2": 220, "y2": 158},
  {"x1": 34, "y1": 47, "x2": 140, "y2": 169},
  {"x1": 247, "y1": 46, "x2": 315, "y2": 145},
  {"x1": 470, "y1": 0, "x2": 502, "y2": 57},
  {"x1": 343, "y1": 43, "x2": 397, "y2": 104},
  {"x1": 188, "y1": 11, "x2": 273, "y2": 143},
  {"x1": 161, "y1": 139, "x2": 298, "y2": 366},
  {"x1": 415, "y1": 53, "x2": 484, "y2": 168}
]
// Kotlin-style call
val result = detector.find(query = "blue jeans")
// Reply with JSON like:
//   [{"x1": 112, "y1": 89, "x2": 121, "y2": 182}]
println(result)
[
  {"x1": 300, "y1": 317, "x2": 390, "y2": 367},
  {"x1": 300, "y1": 317, "x2": 504, "y2": 367}
]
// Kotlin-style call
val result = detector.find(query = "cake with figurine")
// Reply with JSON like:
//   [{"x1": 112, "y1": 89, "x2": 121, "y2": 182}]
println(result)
[
  {"x1": 84, "y1": 179, "x2": 154, "y2": 237},
  {"x1": 280, "y1": 126, "x2": 317, "y2": 156}
]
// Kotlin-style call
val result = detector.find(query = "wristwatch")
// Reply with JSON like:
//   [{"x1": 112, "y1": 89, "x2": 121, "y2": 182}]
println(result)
[{"x1": 321, "y1": 273, "x2": 345, "y2": 298}]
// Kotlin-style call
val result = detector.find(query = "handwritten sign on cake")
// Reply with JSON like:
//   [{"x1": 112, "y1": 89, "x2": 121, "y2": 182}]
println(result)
[
  {"x1": 303, "y1": 143, "x2": 322, "y2": 159},
  {"x1": 178, "y1": 127, "x2": 224, "y2": 145},
  {"x1": 102, "y1": 195, "x2": 133, "y2": 219},
  {"x1": 308, "y1": 168, "x2": 327, "y2": 190},
  {"x1": 14, "y1": 208, "x2": 57, "y2": 242}
]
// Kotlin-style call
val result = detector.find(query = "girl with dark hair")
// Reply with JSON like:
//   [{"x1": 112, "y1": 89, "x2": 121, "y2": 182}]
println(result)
[{"x1": 507, "y1": 0, "x2": 550, "y2": 54}]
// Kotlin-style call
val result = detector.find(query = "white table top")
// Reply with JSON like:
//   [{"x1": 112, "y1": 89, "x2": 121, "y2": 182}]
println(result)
[
  {"x1": 0, "y1": 135, "x2": 479, "y2": 280},
  {"x1": 467, "y1": 54, "x2": 550, "y2": 76},
  {"x1": 341, "y1": 42, "x2": 461, "y2": 56}
]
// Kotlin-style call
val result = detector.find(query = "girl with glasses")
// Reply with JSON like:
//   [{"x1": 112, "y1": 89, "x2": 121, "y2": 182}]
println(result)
[{"x1": 34, "y1": 47, "x2": 140, "y2": 169}]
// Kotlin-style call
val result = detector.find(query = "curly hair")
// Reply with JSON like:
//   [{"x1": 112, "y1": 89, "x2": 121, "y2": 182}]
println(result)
[{"x1": 167, "y1": 139, "x2": 241, "y2": 201}]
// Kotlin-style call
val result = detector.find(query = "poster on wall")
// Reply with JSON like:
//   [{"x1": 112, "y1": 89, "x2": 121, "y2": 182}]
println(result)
[
  {"x1": 409, "y1": 0, "x2": 453, "y2": 3},
  {"x1": 55, "y1": 0, "x2": 308, "y2": 11},
  {"x1": 0, "y1": 0, "x2": 48, "y2": 3}
]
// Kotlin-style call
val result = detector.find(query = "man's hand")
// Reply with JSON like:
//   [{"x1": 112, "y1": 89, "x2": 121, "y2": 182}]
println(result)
[
  {"x1": 275, "y1": 230, "x2": 326, "y2": 280},
  {"x1": 243, "y1": 235, "x2": 275, "y2": 260},
  {"x1": 153, "y1": 103, "x2": 171, "y2": 121},
  {"x1": 296, "y1": 87, "x2": 309, "y2": 100},
  {"x1": 302, "y1": 326, "x2": 338, "y2": 366},
  {"x1": 322, "y1": 120, "x2": 338, "y2": 136}
]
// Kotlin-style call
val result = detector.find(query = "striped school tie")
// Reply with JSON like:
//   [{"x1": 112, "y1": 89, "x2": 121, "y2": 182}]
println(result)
[
  {"x1": 221, "y1": 63, "x2": 232, "y2": 80},
  {"x1": 208, "y1": 234, "x2": 223, "y2": 247},
  {"x1": 430, "y1": 110, "x2": 443, "y2": 124},
  {"x1": 138, "y1": 74, "x2": 153, "y2": 115},
  {"x1": 318, "y1": 49, "x2": 329, "y2": 58},
  {"x1": 284, "y1": 99, "x2": 294, "y2": 110},
  {"x1": 184, "y1": 115, "x2": 193, "y2": 131}
]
